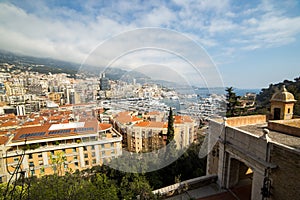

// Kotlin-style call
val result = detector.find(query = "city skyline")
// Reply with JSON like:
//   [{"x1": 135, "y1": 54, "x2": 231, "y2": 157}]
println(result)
[{"x1": 0, "y1": 0, "x2": 300, "y2": 88}]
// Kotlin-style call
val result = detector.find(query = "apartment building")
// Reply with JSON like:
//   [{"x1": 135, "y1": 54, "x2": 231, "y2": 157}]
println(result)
[
  {"x1": 0, "y1": 119, "x2": 122, "y2": 182},
  {"x1": 112, "y1": 111, "x2": 197, "y2": 153},
  {"x1": 128, "y1": 121, "x2": 168, "y2": 152}
]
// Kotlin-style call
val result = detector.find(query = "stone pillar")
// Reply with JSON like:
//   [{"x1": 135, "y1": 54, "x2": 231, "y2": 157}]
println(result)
[
  {"x1": 217, "y1": 144, "x2": 229, "y2": 188},
  {"x1": 78, "y1": 147, "x2": 85, "y2": 168},
  {"x1": 42, "y1": 152, "x2": 48, "y2": 166},
  {"x1": 95, "y1": 145, "x2": 100, "y2": 163},
  {"x1": 251, "y1": 169, "x2": 265, "y2": 200},
  {"x1": 227, "y1": 158, "x2": 240, "y2": 188}
]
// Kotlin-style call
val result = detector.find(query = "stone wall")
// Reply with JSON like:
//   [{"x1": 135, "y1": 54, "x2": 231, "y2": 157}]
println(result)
[
  {"x1": 268, "y1": 119, "x2": 300, "y2": 137},
  {"x1": 226, "y1": 115, "x2": 267, "y2": 127},
  {"x1": 269, "y1": 144, "x2": 300, "y2": 200},
  {"x1": 225, "y1": 126, "x2": 267, "y2": 163}
]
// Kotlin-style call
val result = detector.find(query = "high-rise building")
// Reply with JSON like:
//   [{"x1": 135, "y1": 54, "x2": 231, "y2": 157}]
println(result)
[{"x1": 99, "y1": 73, "x2": 111, "y2": 91}]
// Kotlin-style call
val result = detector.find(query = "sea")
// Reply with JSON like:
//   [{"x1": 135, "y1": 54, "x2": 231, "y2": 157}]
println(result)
[
  {"x1": 161, "y1": 87, "x2": 261, "y2": 111},
  {"x1": 177, "y1": 87, "x2": 261, "y2": 97}
]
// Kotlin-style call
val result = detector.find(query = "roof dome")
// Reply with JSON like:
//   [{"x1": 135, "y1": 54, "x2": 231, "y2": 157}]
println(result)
[{"x1": 271, "y1": 85, "x2": 297, "y2": 103}]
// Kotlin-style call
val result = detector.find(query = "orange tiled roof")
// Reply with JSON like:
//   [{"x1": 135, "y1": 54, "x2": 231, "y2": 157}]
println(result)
[
  {"x1": 12, "y1": 120, "x2": 99, "y2": 142},
  {"x1": 135, "y1": 121, "x2": 166, "y2": 128},
  {"x1": 174, "y1": 115, "x2": 193, "y2": 124},
  {"x1": 99, "y1": 123, "x2": 112, "y2": 130},
  {"x1": 1, "y1": 120, "x2": 19, "y2": 127},
  {"x1": 0, "y1": 135, "x2": 9, "y2": 145},
  {"x1": 0, "y1": 114, "x2": 16, "y2": 121},
  {"x1": 115, "y1": 111, "x2": 142, "y2": 124},
  {"x1": 132, "y1": 116, "x2": 142, "y2": 122},
  {"x1": 0, "y1": 130, "x2": 9, "y2": 135},
  {"x1": 22, "y1": 120, "x2": 41, "y2": 127}
]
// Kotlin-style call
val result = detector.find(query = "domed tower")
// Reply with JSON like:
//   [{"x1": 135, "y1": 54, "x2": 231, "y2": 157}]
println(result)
[{"x1": 270, "y1": 85, "x2": 297, "y2": 120}]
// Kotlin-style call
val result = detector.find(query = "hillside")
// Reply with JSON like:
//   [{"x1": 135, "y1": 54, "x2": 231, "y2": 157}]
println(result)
[
  {"x1": 0, "y1": 50, "x2": 151, "y2": 82},
  {"x1": 256, "y1": 77, "x2": 300, "y2": 116}
]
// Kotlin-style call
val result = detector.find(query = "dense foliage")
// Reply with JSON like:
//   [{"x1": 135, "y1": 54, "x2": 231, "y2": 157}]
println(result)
[{"x1": 256, "y1": 77, "x2": 300, "y2": 116}]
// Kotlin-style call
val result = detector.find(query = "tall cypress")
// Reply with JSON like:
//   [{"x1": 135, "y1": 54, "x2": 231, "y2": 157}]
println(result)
[
  {"x1": 166, "y1": 107, "x2": 174, "y2": 144},
  {"x1": 226, "y1": 87, "x2": 240, "y2": 117}
]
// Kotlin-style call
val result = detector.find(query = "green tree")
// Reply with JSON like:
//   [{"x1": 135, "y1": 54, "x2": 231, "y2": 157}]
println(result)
[
  {"x1": 50, "y1": 151, "x2": 67, "y2": 176},
  {"x1": 0, "y1": 182, "x2": 27, "y2": 200},
  {"x1": 120, "y1": 174, "x2": 158, "y2": 200},
  {"x1": 226, "y1": 87, "x2": 240, "y2": 117},
  {"x1": 166, "y1": 107, "x2": 174, "y2": 144},
  {"x1": 92, "y1": 173, "x2": 118, "y2": 200}
]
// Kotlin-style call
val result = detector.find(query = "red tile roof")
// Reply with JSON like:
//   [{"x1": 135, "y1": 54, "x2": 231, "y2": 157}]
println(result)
[
  {"x1": 0, "y1": 135, "x2": 9, "y2": 145},
  {"x1": 22, "y1": 120, "x2": 41, "y2": 127},
  {"x1": 174, "y1": 115, "x2": 193, "y2": 124},
  {"x1": 114, "y1": 111, "x2": 142, "y2": 124},
  {"x1": 135, "y1": 121, "x2": 167, "y2": 128},
  {"x1": 99, "y1": 123, "x2": 112, "y2": 130},
  {"x1": 12, "y1": 120, "x2": 99, "y2": 142},
  {"x1": 1, "y1": 120, "x2": 19, "y2": 127},
  {"x1": 0, "y1": 114, "x2": 16, "y2": 121}
]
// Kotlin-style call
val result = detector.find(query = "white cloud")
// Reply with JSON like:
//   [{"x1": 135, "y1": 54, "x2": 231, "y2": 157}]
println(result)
[
  {"x1": 0, "y1": 0, "x2": 300, "y2": 87},
  {"x1": 138, "y1": 6, "x2": 176, "y2": 27}
]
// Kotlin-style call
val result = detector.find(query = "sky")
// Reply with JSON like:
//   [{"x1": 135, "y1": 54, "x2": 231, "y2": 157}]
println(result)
[{"x1": 0, "y1": 0, "x2": 300, "y2": 89}]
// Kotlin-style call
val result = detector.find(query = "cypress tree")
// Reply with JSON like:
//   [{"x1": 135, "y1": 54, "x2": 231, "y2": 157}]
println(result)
[{"x1": 166, "y1": 107, "x2": 174, "y2": 144}]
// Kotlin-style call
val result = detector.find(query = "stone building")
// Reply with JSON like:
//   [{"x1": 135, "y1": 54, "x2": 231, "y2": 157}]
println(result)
[{"x1": 206, "y1": 86, "x2": 300, "y2": 200}]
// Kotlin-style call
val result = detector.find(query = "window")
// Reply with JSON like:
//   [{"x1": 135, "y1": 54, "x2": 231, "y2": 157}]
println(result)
[
  {"x1": 83, "y1": 146, "x2": 87, "y2": 151},
  {"x1": 91, "y1": 145, "x2": 95, "y2": 150},
  {"x1": 38, "y1": 160, "x2": 43, "y2": 166},
  {"x1": 84, "y1": 153, "x2": 88, "y2": 158},
  {"x1": 92, "y1": 159, "x2": 96, "y2": 164},
  {"x1": 40, "y1": 168, "x2": 45, "y2": 174},
  {"x1": 288, "y1": 108, "x2": 291, "y2": 113},
  {"x1": 75, "y1": 162, "x2": 78, "y2": 167},
  {"x1": 72, "y1": 147, "x2": 76, "y2": 152},
  {"x1": 92, "y1": 152, "x2": 96, "y2": 157},
  {"x1": 73, "y1": 156, "x2": 78, "y2": 160},
  {"x1": 28, "y1": 154, "x2": 33, "y2": 159},
  {"x1": 29, "y1": 162, "x2": 34, "y2": 168},
  {"x1": 13, "y1": 157, "x2": 19, "y2": 162},
  {"x1": 38, "y1": 154, "x2": 43, "y2": 158},
  {"x1": 85, "y1": 161, "x2": 89, "y2": 166}
]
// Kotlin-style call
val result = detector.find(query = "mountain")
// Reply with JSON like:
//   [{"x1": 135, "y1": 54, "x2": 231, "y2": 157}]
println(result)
[
  {"x1": 0, "y1": 50, "x2": 79, "y2": 76},
  {"x1": 0, "y1": 50, "x2": 151, "y2": 82}
]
